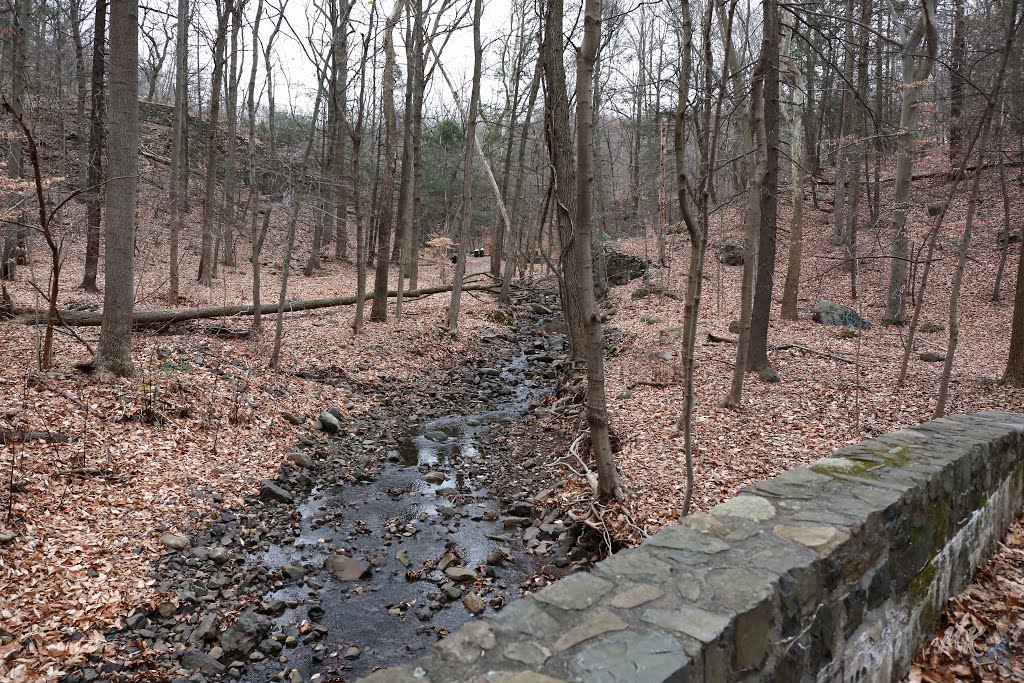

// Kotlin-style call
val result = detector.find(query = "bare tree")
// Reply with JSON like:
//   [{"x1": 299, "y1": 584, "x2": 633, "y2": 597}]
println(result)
[
  {"x1": 370, "y1": 0, "x2": 405, "y2": 322},
  {"x1": 140, "y1": 6, "x2": 173, "y2": 101},
  {"x1": 747, "y1": 0, "x2": 781, "y2": 378},
  {"x1": 90, "y1": 0, "x2": 138, "y2": 378},
  {"x1": 81, "y1": 0, "x2": 106, "y2": 293},
  {"x1": 447, "y1": 0, "x2": 482, "y2": 332},
  {"x1": 949, "y1": 0, "x2": 966, "y2": 164},
  {"x1": 779, "y1": 9, "x2": 806, "y2": 321},
  {"x1": 723, "y1": 1, "x2": 771, "y2": 408},
  {"x1": 883, "y1": 0, "x2": 937, "y2": 326},
  {"x1": 219, "y1": 0, "x2": 245, "y2": 269},
  {"x1": 246, "y1": 0, "x2": 267, "y2": 329},
  {"x1": 167, "y1": 0, "x2": 188, "y2": 304},
  {"x1": 574, "y1": 0, "x2": 623, "y2": 500},
  {"x1": 272, "y1": 84, "x2": 325, "y2": 368},
  {"x1": 68, "y1": 0, "x2": 88, "y2": 191},
  {"x1": 330, "y1": 0, "x2": 352, "y2": 263},
  {"x1": 540, "y1": 0, "x2": 584, "y2": 358},
  {"x1": 6, "y1": 0, "x2": 28, "y2": 179},
  {"x1": 1005, "y1": 234, "x2": 1024, "y2": 387},
  {"x1": 349, "y1": 9, "x2": 375, "y2": 334},
  {"x1": 197, "y1": 0, "x2": 229, "y2": 286}
]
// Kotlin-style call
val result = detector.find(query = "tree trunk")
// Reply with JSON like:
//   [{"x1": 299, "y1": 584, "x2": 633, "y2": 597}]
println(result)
[
  {"x1": 7, "y1": 0, "x2": 28, "y2": 179},
  {"x1": 197, "y1": 0, "x2": 229, "y2": 287},
  {"x1": 90, "y1": 0, "x2": 138, "y2": 378},
  {"x1": 780, "y1": 13, "x2": 805, "y2": 321},
  {"x1": 499, "y1": 60, "x2": 542, "y2": 305},
  {"x1": 870, "y1": 6, "x2": 884, "y2": 227},
  {"x1": 723, "y1": 0, "x2": 770, "y2": 408},
  {"x1": 949, "y1": 0, "x2": 966, "y2": 164},
  {"x1": 70, "y1": 0, "x2": 88, "y2": 191},
  {"x1": 272, "y1": 86, "x2": 324, "y2": 368},
  {"x1": 397, "y1": 0, "x2": 422, "y2": 318},
  {"x1": 220, "y1": 1, "x2": 242, "y2": 269},
  {"x1": 18, "y1": 283, "x2": 496, "y2": 327},
  {"x1": 883, "y1": 0, "x2": 937, "y2": 325},
  {"x1": 678, "y1": 0, "x2": 731, "y2": 515},
  {"x1": 993, "y1": 110, "x2": 1011, "y2": 302},
  {"x1": 747, "y1": 0, "x2": 780, "y2": 376},
  {"x1": 844, "y1": 0, "x2": 870, "y2": 298},
  {"x1": 447, "y1": 0, "x2": 482, "y2": 332},
  {"x1": 350, "y1": 17, "x2": 374, "y2": 334},
  {"x1": 1005, "y1": 237, "x2": 1024, "y2": 386},
  {"x1": 541, "y1": 0, "x2": 584, "y2": 359},
  {"x1": 168, "y1": 0, "x2": 188, "y2": 304},
  {"x1": 370, "y1": 1, "x2": 404, "y2": 322},
  {"x1": 81, "y1": 0, "x2": 106, "y2": 293},
  {"x1": 831, "y1": 0, "x2": 856, "y2": 247},
  {"x1": 329, "y1": 1, "x2": 350, "y2": 262},
  {"x1": 575, "y1": 0, "x2": 623, "y2": 501}
]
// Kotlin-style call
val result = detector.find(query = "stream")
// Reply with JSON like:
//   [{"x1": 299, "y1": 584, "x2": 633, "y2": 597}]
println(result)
[
  {"x1": 240, "y1": 341, "x2": 557, "y2": 681},
  {"x1": 63, "y1": 312, "x2": 583, "y2": 683}
]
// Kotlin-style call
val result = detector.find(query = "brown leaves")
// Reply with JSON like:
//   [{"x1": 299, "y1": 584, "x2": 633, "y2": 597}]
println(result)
[{"x1": 912, "y1": 517, "x2": 1024, "y2": 682}]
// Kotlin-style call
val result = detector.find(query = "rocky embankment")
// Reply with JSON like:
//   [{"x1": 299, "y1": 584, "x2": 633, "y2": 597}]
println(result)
[{"x1": 65, "y1": 297, "x2": 601, "y2": 683}]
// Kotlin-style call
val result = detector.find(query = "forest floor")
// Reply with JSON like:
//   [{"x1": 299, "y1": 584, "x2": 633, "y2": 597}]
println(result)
[{"x1": 2, "y1": 142, "x2": 1024, "y2": 680}]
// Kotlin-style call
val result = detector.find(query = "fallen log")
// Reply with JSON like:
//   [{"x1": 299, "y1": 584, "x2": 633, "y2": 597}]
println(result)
[
  {"x1": 13, "y1": 282, "x2": 497, "y2": 327},
  {"x1": 813, "y1": 158, "x2": 1024, "y2": 185}
]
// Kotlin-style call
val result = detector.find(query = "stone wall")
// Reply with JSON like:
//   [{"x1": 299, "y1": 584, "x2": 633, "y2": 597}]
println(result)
[{"x1": 360, "y1": 412, "x2": 1024, "y2": 683}]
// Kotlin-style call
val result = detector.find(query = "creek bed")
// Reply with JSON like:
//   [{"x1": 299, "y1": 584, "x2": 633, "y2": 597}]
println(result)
[{"x1": 241, "y1": 343, "x2": 557, "y2": 681}]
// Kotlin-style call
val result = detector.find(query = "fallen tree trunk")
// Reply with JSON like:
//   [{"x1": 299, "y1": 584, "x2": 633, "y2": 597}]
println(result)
[
  {"x1": 813, "y1": 158, "x2": 1024, "y2": 186},
  {"x1": 14, "y1": 282, "x2": 498, "y2": 327}
]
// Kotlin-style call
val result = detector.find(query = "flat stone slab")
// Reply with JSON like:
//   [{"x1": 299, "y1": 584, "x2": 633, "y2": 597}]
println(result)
[
  {"x1": 610, "y1": 584, "x2": 664, "y2": 609},
  {"x1": 711, "y1": 495, "x2": 776, "y2": 522},
  {"x1": 644, "y1": 525, "x2": 730, "y2": 554},
  {"x1": 159, "y1": 533, "x2": 190, "y2": 550},
  {"x1": 553, "y1": 610, "x2": 627, "y2": 652},
  {"x1": 502, "y1": 641, "x2": 552, "y2": 667},
  {"x1": 571, "y1": 630, "x2": 688, "y2": 683},
  {"x1": 641, "y1": 606, "x2": 731, "y2": 643},
  {"x1": 773, "y1": 525, "x2": 850, "y2": 558},
  {"x1": 533, "y1": 573, "x2": 614, "y2": 610}
]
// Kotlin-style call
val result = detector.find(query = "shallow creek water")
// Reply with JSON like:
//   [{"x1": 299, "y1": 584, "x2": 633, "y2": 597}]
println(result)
[{"x1": 242, "y1": 348, "x2": 551, "y2": 681}]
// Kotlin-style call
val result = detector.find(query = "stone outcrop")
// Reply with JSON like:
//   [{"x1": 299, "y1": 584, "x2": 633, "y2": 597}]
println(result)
[
  {"x1": 812, "y1": 299, "x2": 871, "y2": 329},
  {"x1": 359, "y1": 412, "x2": 1024, "y2": 683}
]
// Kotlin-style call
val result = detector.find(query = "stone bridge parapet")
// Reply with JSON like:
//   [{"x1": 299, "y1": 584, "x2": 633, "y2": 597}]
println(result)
[{"x1": 361, "y1": 411, "x2": 1024, "y2": 683}]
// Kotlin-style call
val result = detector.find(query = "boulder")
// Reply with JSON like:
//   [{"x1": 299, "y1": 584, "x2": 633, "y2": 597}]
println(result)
[
  {"x1": 220, "y1": 611, "x2": 272, "y2": 655},
  {"x1": 462, "y1": 592, "x2": 486, "y2": 615},
  {"x1": 259, "y1": 480, "x2": 293, "y2": 504},
  {"x1": 602, "y1": 247, "x2": 649, "y2": 286},
  {"x1": 444, "y1": 566, "x2": 478, "y2": 583},
  {"x1": 325, "y1": 555, "x2": 372, "y2": 580},
  {"x1": 159, "y1": 533, "x2": 190, "y2": 550},
  {"x1": 811, "y1": 300, "x2": 870, "y2": 329},
  {"x1": 207, "y1": 547, "x2": 232, "y2": 565},
  {"x1": 318, "y1": 411, "x2": 341, "y2": 434},
  {"x1": 529, "y1": 302, "x2": 552, "y2": 315},
  {"x1": 285, "y1": 449, "x2": 313, "y2": 469},
  {"x1": 180, "y1": 648, "x2": 226, "y2": 676},
  {"x1": 716, "y1": 239, "x2": 744, "y2": 266}
]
